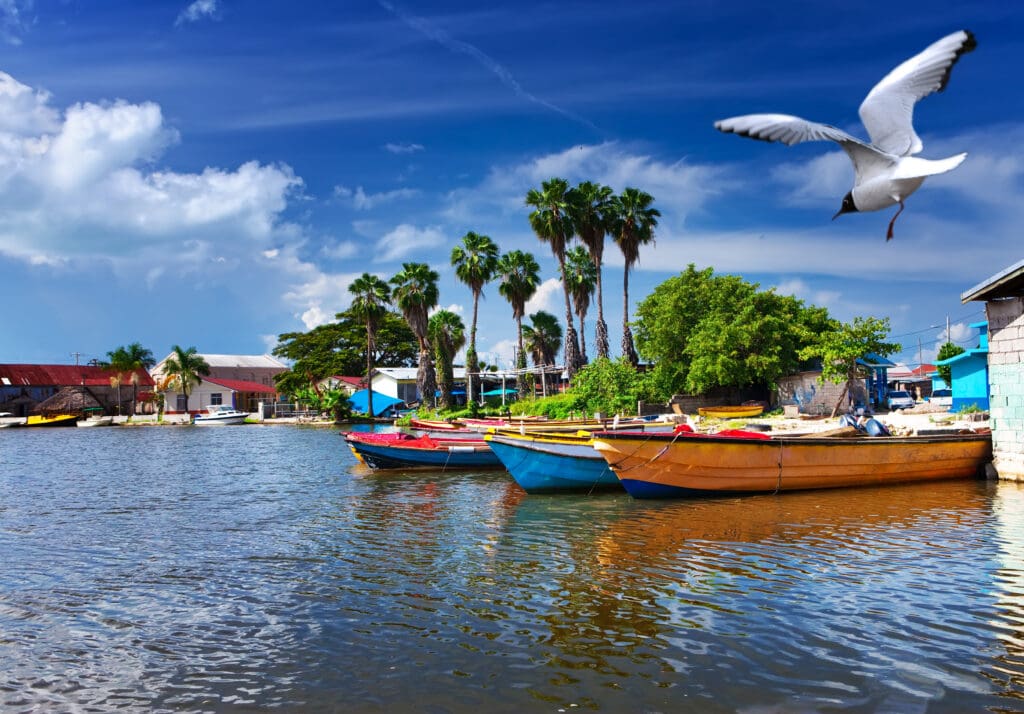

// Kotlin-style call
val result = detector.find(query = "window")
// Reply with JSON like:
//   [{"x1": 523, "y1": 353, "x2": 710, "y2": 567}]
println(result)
[
  {"x1": 210, "y1": 393, "x2": 223, "y2": 406},
  {"x1": 176, "y1": 395, "x2": 188, "y2": 412}
]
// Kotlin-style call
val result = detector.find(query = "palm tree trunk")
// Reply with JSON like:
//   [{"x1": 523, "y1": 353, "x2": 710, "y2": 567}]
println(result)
[
  {"x1": 594, "y1": 264, "x2": 609, "y2": 359},
  {"x1": 577, "y1": 311, "x2": 588, "y2": 365},
  {"x1": 622, "y1": 266, "x2": 638, "y2": 366},
  {"x1": 558, "y1": 255, "x2": 581, "y2": 377},
  {"x1": 468, "y1": 294, "x2": 480, "y2": 403},
  {"x1": 365, "y1": 319, "x2": 374, "y2": 419}
]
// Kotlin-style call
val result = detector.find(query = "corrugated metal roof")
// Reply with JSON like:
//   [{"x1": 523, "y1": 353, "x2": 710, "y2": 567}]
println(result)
[
  {"x1": 0, "y1": 364, "x2": 155, "y2": 388},
  {"x1": 961, "y1": 258, "x2": 1024, "y2": 303},
  {"x1": 204, "y1": 377, "x2": 277, "y2": 394}
]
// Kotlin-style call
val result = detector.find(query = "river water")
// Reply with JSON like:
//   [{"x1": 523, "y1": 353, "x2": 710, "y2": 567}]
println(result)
[{"x1": 2, "y1": 425, "x2": 1024, "y2": 712}]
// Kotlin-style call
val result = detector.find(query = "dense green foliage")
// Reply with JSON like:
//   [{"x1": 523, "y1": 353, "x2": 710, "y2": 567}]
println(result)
[
  {"x1": 508, "y1": 392, "x2": 580, "y2": 420},
  {"x1": 935, "y1": 341, "x2": 966, "y2": 385},
  {"x1": 428, "y1": 309, "x2": 466, "y2": 411},
  {"x1": 569, "y1": 357, "x2": 655, "y2": 417},
  {"x1": 634, "y1": 265, "x2": 831, "y2": 396}
]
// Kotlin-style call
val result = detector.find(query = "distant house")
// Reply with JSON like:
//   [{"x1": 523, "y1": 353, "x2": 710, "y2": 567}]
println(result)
[
  {"x1": 933, "y1": 322, "x2": 989, "y2": 412},
  {"x1": 961, "y1": 258, "x2": 1024, "y2": 481},
  {"x1": 319, "y1": 375, "x2": 364, "y2": 395},
  {"x1": 0, "y1": 364, "x2": 155, "y2": 416},
  {"x1": 151, "y1": 353, "x2": 286, "y2": 414},
  {"x1": 371, "y1": 367, "x2": 469, "y2": 406},
  {"x1": 777, "y1": 353, "x2": 894, "y2": 414}
]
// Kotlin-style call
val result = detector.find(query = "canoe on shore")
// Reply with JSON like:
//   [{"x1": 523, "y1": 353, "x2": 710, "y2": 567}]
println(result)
[
  {"x1": 697, "y1": 405, "x2": 765, "y2": 419},
  {"x1": 592, "y1": 429, "x2": 992, "y2": 498}
]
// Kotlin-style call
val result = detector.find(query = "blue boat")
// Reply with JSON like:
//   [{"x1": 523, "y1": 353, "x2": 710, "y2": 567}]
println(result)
[
  {"x1": 346, "y1": 433, "x2": 503, "y2": 471},
  {"x1": 485, "y1": 432, "x2": 623, "y2": 494}
]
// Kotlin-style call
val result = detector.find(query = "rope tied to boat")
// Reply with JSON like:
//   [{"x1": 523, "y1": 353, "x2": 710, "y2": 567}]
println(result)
[{"x1": 608, "y1": 428, "x2": 688, "y2": 473}]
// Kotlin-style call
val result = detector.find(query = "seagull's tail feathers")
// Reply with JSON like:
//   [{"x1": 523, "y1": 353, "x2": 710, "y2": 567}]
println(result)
[{"x1": 893, "y1": 153, "x2": 967, "y2": 180}]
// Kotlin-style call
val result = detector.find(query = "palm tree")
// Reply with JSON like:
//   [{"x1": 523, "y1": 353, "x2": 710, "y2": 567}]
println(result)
[
  {"x1": 428, "y1": 310, "x2": 466, "y2": 411},
  {"x1": 526, "y1": 177, "x2": 582, "y2": 377},
  {"x1": 162, "y1": 345, "x2": 211, "y2": 419},
  {"x1": 609, "y1": 188, "x2": 660, "y2": 367},
  {"x1": 496, "y1": 250, "x2": 541, "y2": 397},
  {"x1": 103, "y1": 342, "x2": 155, "y2": 416},
  {"x1": 567, "y1": 181, "x2": 613, "y2": 359},
  {"x1": 348, "y1": 272, "x2": 392, "y2": 418},
  {"x1": 563, "y1": 246, "x2": 597, "y2": 365},
  {"x1": 450, "y1": 231, "x2": 499, "y2": 404},
  {"x1": 521, "y1": 311, "x2": 562, "y2": 397},
  {"x1": 390, "y1": 262, "x2": 440, "y2": 409}
]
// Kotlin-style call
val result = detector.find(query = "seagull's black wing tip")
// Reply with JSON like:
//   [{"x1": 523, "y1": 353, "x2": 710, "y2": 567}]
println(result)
[
  {"x1": 936, "y1": 30, "x2": 977, "y2": 93},
  {"x1": 713, "y1": 122, "x2": 774, "y2": 144},
  {"x1": 962, "y1": 29, "x2": 978, "y2": 53}
]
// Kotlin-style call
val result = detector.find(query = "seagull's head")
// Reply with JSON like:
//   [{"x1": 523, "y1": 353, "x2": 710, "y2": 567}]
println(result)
[{"x1": 832, "y1": 192, "x2": 858, "y2": 220}]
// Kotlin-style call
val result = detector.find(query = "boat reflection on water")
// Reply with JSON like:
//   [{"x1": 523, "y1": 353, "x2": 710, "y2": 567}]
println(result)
[{"x1": 500, "y1": 479, "x2": 1024, "y2": 711}]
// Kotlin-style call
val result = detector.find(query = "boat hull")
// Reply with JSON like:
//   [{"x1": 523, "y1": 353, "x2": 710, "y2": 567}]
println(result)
[
  {"x1": 486, "y1": 434, "x2": 621, "y2": 493},
  {"x1": 697, "y1": 405, "x2": 764, "y2": 418},
  {"x1": 592, "y1": 431, "x2": 992, "y2": 498},
  {"x1": 76, "y1": 416, "x2": 114, "y2": 427},
  {"x1": 347, "y1": 435, "x2": 502, "y2": 470},
  {"x1": 25, "y1": 414, "x2": 78, "y2": 427}
]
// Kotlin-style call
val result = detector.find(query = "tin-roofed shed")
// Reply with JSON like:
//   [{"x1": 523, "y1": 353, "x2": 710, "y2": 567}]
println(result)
[{"x1": 962, "y1": 258, "x2": 1024, "y2": 481}]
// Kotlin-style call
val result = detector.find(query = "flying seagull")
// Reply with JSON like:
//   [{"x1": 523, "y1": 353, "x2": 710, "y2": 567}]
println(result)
[{"x1": 714, "y1": 30, "x2": 976, "y2": 240}]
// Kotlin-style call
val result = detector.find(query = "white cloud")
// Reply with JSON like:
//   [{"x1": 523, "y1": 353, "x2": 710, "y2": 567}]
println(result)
[
  {"x1": 524, "y1": 278, "x2": 562, "y2": 316},
  {"x1": 374, "y1": 223, "x2": 446, "y2": 262},
  {"x1": 771, "y1": 151, "x2": 852, "y2": 207},
  {"x1": 320, "y1": 240, "x2": 359, "y2": 260},
  {"x1": 334, "y1": 184, "x2": 420, "y2": 210},
  {"x1": 384, "y1": 142, "x2": 424, "y2": 154},
  {"x1": 176, "y1": 0, "x2": 218, "y2": 26}
]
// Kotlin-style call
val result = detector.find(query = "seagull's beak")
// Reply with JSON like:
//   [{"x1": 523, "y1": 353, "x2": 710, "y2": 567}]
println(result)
[{"x1": 832, "y1": 208, "x2": 843, "y2": 221}]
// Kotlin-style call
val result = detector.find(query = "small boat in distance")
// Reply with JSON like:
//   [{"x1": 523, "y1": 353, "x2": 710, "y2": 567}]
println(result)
[
  {"x1": 76, "y1": 415, "x2": 114, "y2": 427},
  {"x1": 592, "y1": 429, "x2": 992, "y2": 498},
  {"x1": 697, "y1": 405, "x2": 765, "y2": 419},
  {"x1": 25, "y1": 414, "x2": 78, "y2": 427},
  {"x1": 194, "y1": 405, "x2": 249, "y2": 426}
]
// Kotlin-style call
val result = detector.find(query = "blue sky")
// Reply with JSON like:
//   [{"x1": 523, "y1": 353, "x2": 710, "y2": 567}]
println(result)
[{"x1": 1, "y1": 0, "x2": 1020, "y2": 370}]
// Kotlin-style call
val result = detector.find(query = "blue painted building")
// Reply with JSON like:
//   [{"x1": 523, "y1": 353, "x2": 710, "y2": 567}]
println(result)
[{"x1": 933, "y1": 321, "x2": 989, "y2": 412}]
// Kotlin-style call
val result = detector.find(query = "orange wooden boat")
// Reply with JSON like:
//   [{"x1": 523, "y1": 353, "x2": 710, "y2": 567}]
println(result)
[{"x1": 592, "y1": 429, "x2": 992, "y2": 498}]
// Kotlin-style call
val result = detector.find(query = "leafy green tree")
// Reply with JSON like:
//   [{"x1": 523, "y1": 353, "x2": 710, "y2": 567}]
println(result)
[
  {"x1": 563, "y1": 245, "x2": 597, "y2": 365},
  {"x1": 935, "y1": 341, "x2": 965, "y2": 386},
  {"x1": 451, "y1": 231, "x2": 499, "y2": 404},
  {"x1": 162, "y1": 345, "x2": 211, "y2": 417},
  {"x1": 390, "y1": 262, "x2": 440, "y2": 407},
  {"x1": 608, "y1": 187, "x2": 660, "y2": 366},
  {"x1": 526, "y1": 177, "x2": 582, "y2": 376},
  {"x1": 496, "y1": 249, "x2": 541, "y2": 397},
  {"x1": 634, "y1": 265, "x2": 832, "y2": 397},
  {"x1": 273, "y1": 312, "x2": 417, "y2": 397},
  {"x1": 522, "y1": 310, "x2": 562, "y2": 397},
  {"x1": 799, "y1": 316, "x2": 901, "y2": 417},
  {"x1": 568, "y1": 181, "x2": 614, "y2": 359},
  {"x1": 348, "y1": 272, "x2": 392, "y2": 419},
  {"x1": 428, "y1": 309, "x2": 466, "y2": 410},
  {"x1": 570, "y1": 357, "x2": 654, "y2": 417}
]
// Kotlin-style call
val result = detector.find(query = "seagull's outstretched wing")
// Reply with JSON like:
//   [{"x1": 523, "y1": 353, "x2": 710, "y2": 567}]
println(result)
[
  {"x1": 715, "y1": 114, "x2": 892, "y2": 185},
  {"x1": 859, "y1": 30, "x2": 977, "y2": 157},
  {"x1": 714, "y1": 114, "x2": 857, "y2": 146}
]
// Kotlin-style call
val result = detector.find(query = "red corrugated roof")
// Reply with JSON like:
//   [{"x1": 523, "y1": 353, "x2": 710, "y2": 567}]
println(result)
[
  {"x1": 0, "y1": 364, "x2": 155, "y2": 387},
  {"x1": 205, "y1": 377, "x2": 277, "y2": 394},
  {"x1": 335, "y1": 375, "x2": 364, "y2": 386}
]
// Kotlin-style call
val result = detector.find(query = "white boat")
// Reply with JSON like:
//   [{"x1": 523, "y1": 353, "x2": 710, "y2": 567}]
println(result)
[
  {"x1": 194, "y1": 405, "x2": 249, "y2": 426},
  {"x1": 76, "y1": 415, "x2": 114, "y2": 427}
]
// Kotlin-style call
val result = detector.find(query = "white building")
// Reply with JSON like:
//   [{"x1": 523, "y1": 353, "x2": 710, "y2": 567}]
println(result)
[{"x1": 152, "y1": 353, "x2": 286, "y2": 414}]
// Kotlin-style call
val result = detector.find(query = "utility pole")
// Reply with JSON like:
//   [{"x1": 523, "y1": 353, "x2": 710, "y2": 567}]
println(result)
[{"x1": 71, "y1": 351, "x2": 82, "y2": 366}]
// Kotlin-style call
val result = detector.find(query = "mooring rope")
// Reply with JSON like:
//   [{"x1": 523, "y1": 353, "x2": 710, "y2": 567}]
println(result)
[{"x1": 609, "y1": 428, "x2": 688, "y2": 473}]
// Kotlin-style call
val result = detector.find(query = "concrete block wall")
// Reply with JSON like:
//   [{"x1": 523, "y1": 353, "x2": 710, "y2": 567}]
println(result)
[
  {"x1": 987, "y1": 297, "x2": 1024, "y2": 481},
  {"x1": 777, "y1": 371, "x2": 868, "y2": 415}
]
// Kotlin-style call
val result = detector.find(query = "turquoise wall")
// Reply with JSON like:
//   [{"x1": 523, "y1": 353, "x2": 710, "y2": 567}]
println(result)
[{"x1": 950, "y1": 354, "x2": 989, "y2": 411}]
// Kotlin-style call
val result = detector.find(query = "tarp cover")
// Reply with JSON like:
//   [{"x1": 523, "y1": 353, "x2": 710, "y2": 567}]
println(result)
[{"x1": 347, "y1": 389, "x2": 405, "y2": 416}]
